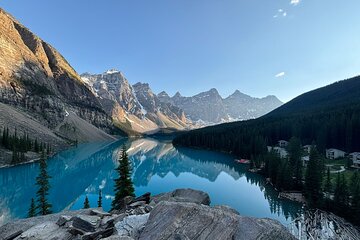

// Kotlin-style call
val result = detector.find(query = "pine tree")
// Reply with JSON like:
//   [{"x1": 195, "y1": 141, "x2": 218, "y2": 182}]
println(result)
[
  {"x1": 323, "y1": 167, "x2": 332, "y2": 209},
  {"x1": 83, "y1": 195, "x2": 90, "y2": 209},
  {"x1": 28, "y1": 198, "x2": 36, "y2": 218},
  {"x1": 334, "y1": 173, "x2": 349, "y2": 215},
  {"x1": 35, "y1": 151, "x2": 52, "y2": 215},
  {"x1": 287, "y1": 137, "x2": 302, "y2": 189},
  {"x1": 305, "y1": 146, "x2": 323, "y2": 207},
  {"x1": 350, "y1": 172, "x2": 360, "y2": 225},
  {"x1": 112, "y1": 145, "x2": 135, "y2": 210},
  {"x1": 98, "y1": 189, "x2": 102, "y2": 208},
  {"x1": 267, "y1": 150, "x2": 281, "y2": 185},
  {"x1": 11, "y1": 148, "x2": 19, "y2": 164}
]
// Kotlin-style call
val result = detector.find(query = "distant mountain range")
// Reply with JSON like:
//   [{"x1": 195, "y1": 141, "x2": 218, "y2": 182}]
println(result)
[
  {"x1": 81, "y1": 70, "x2": 283, "y2": 133},
  {"x1": 158, "y1": 88, "x2": 282, "y2": 124}
]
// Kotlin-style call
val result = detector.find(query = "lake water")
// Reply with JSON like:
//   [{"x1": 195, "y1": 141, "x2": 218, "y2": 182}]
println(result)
[{"x1": 0, "y1": 138, "x2": 302, "y2": 226}]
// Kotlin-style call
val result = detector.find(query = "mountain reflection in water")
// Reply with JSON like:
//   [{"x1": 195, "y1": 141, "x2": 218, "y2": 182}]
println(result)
[{"x1": 0, "y1": 138, "x2": 302, "y2": 226}]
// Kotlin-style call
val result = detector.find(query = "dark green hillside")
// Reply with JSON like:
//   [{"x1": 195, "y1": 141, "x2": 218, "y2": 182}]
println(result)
[
  {"x1": 268, "y1": 76, "x2": 360, "y2": 117},
  {"x1": 173, "y1": 76, "x2": 360, "y2": 156}
]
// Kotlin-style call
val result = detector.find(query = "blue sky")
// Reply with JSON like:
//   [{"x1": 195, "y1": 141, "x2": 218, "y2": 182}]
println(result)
[{"x1": 2, "y1": 0, "x2": 360, "y2": 102}]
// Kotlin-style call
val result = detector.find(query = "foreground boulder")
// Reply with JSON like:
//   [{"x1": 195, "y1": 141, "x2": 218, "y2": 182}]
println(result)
[
  {"x1": 0, "y1": 189, "x2": 294, "y2": 240},
  {"x1": 139, "y1": 201, "x2": 294, "y2": 240},
  {"x1": 151, "y1": 188, "x2": 211, "y2": 205}
]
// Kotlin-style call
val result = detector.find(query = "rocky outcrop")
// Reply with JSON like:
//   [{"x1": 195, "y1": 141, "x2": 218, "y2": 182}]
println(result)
[
  {"x1": 0, "y1": 189, "x2": 295, "y2": 240},
  {"x1": 141, "y1": 201, "x2": 293, "y2": 240},
  {"x1": 0, "y1": 8, "x2": 115, "y2": 147}
]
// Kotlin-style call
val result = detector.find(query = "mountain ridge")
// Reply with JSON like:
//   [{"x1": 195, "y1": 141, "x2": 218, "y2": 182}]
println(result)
[
  {"x1": 80, "y1": 71, "x2": 188, "y2": 134},
  {"x1": 158, "y1": 88, "x2": 283, "y2": 123}
]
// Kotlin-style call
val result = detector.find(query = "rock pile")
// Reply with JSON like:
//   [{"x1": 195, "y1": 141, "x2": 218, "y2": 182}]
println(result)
[{"x1": 0, "y1": 189, "x2": 295, "y2": 240}]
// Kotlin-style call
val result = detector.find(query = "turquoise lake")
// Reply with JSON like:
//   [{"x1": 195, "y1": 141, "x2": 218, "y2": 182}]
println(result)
[{"x1": 0, "y1": 138, "x2": 302, "y2": 226}]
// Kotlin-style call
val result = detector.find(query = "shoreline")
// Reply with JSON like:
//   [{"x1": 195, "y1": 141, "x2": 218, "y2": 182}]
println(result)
[{"x1": 0, "y1": 138, "x2": 123, "y2": 169}]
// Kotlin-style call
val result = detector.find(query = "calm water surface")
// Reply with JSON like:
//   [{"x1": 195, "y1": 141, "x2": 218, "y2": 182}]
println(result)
[{"x1": 0, "y1": 138, "x2": 302, "y2": 226}]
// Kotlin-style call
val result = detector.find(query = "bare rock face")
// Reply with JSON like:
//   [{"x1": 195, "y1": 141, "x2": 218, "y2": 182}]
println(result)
[
  {"x1": 140, "y1": 201, "x2": 295, "y2": 240},
  {"x1": 13, "y1": 221, "x2": 72, "y2": 240},
  {"x1": 132, "y1": 82, "x2": 187, "y2": 128},
  {"x1": 81, "y1": 71, "x2": 189, "y2": 134},
  {"x1": 115, "y1": 214, "x2": 150, "y2": 239},
  {"x1": 0, "y1": 8, "x2": 114, "y2": 147}
]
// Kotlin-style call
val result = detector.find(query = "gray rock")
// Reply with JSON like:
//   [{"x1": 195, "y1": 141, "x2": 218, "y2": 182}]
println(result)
[
  {"x1": 129, "y1": 192, "x2": 151, "y2": 205},
  {"x1": 67, "y1": 226, "x2": 86, "y2": 236},
  {"x1": 144, "y1": 205, "x2": 153, "y2": 213},
  {"x1": 3, "y1": 230, "x2": 22, "y2": 240},
  {"x1": 100, "y1": 214, "x2": 127, "y2": 231},
  {"x1": 13, "y1": 221, "x2": 72, "y2": 240},
  {"x1": 115, "y1": 213, "x2": 150, "y2": 239},
  {"x1": 81, "y1": 227, "x2": 114, "y2": 240},
  {"x1": 139, "y1": 201, "x2": 295, "y2": 240},
  {"x1": 71, "y1": 215, "x2": 101, "y2": 233},
  {"x1": 90, "y1": 208, "x2": 111, "y2": 218},
  {"x1": 152, "y1": 188, "x2": 210, "y2": 205},
  {"x1": 213, "y1": 205, "x2": 240, "y2": 215},
  {"x1": 102, "y1": 236, "x2": 134, "y2": 240},
  {"x1": 56, "y1": 215, "x2": 72, "y2": 226},
  {"x1": 128, "y1": 201, "x2": 146, "y2": 208},
  {"x1": 0, "y1": 209, "x2": 92, "y2": 239}
]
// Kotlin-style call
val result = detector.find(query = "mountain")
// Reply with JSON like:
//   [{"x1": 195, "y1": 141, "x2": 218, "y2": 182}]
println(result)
[
  {"x1": 81, "y1": 71, "x2": 188, "y2": 134},
  {"x1": 0, "y1": 8, "x2": 115, "y2": 165},
  {"x1": 158, "y1": 89, "x2": 283, "y2": 124},
  {"x1": 223, "y1": 91, "x2": 282, "y2": 120},
  {"x1": 173, "y1": 76, "x2": 360, "y2": 156}
]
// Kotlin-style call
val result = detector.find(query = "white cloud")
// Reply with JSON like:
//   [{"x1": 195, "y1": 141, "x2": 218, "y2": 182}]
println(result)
[
  {"x1": 290, "y1": 0, "x2": 301, "y2": 6},
  {"x1": 274, "y1": 9, "x2": 287, "y2": 18},
  {"x1": 275, "y1": 72, "x2": 285, "y2": 78}
]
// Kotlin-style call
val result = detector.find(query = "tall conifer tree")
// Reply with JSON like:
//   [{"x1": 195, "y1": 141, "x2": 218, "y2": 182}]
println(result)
[
  {"x1": 98, "y1": 189, "x2": 103, "y2": 208},
  {"x1": 35, "y1": 151, "x2": 52, "y2": 215},
  {"x1": 83, "y1": 195, "x2": 90, "y2": 209},
  {"x1": 28, "y1": 198, "x2": 36, "y2": 218},
  {"x1": 112, "y1": 145, "x2": 135, "y2": 210}
]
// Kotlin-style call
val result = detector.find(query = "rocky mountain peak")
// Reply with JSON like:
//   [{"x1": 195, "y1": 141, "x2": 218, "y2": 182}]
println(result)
[
  {"x1": 133, "y1": 82, "x2": 151, "y2": 91},
  {"x1": 194, "y1": 88, "x2": 222, "y2": 101},
  {"x1": 104, "y1": 69, "x2": 120, "y2": 74},
  {"x1": 209, "y1": 88, "x2": 219, "y2": 94},
  {"x1": 173, "y1": 92, "x2": 182, "y2": 98},
  {"x1": 157, "y1": 91, "x2": 172, "y2": 104},
  {"x1": 262, "y1": 95, "x2": 281, "y2": 101},
  {"x1": 228, "y1": 90, "x2": 249, "y2": 98},
  {"x1": 158, "y1": 91, "x2": 170, "y2": 98}
]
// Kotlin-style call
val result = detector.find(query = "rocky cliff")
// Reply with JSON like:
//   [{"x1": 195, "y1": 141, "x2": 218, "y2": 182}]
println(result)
[
  {"x1": 81, "y1": 71, "x2": 188, "y2": 134},
  {"x1": 0, "y1": 8, "x2": 115, "y2": 156},
  {"x1": 0, "y1": 189, "x2": 295, "y2": 240}
]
